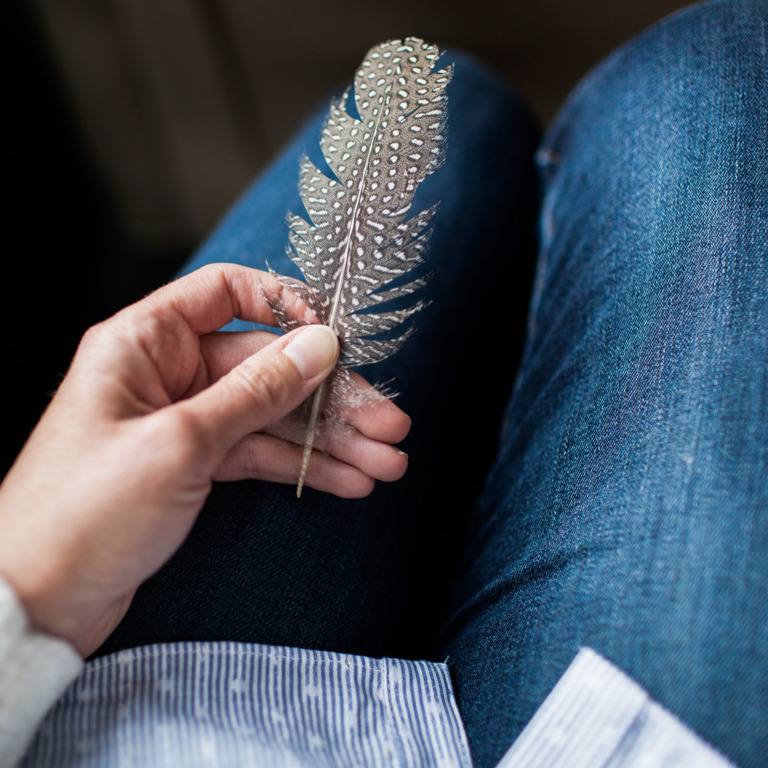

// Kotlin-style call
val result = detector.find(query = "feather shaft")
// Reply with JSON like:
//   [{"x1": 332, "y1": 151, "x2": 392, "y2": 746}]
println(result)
[
  {"x1": 296, "y1": 381, "x2": 325, "y2": 498},
  {"x1": 270, "y1": 38, "x2": 452, "y2": 495}
]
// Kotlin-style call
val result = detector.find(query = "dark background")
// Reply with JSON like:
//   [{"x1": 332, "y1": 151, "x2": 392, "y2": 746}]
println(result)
[{"x1": 4, "y1": 0, "x2": 689, "y2": 475}]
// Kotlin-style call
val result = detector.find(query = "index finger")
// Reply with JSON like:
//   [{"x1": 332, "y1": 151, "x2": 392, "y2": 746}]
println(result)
[{"x1": 141, "y1": 263, "x2": 317, "y2": 336}]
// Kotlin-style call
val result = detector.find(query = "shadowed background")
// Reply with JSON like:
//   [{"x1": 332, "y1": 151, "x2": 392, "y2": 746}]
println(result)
[{"x1": 5, "y1": 0, "x2": 689, "y2": 475}]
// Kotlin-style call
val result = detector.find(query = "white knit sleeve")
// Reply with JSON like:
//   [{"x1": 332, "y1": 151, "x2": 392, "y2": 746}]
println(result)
[{"x1": 0, "y1": 577, "x2": 82, "y2": 768}]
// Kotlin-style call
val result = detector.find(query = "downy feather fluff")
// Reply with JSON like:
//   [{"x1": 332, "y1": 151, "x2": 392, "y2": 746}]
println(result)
[{"x1": 270, "y1": 38, "x2": 452, "y2": 496}]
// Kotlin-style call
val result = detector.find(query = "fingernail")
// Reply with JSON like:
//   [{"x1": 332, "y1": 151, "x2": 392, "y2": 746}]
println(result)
[{"x1": 282, "y1": 325, "x2": 338, "y2": 379}]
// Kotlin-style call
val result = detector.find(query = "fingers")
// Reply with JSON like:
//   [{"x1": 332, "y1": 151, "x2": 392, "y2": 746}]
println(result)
[
  {"x1": 141, "y1": 264, "x2": 318, "y2": 336},
  {"x1": 69, "y1": 265, "x2": 321, "y2": 408},
  {"x1": 177, "y1": 324, "x2": 339, "y2": 454},
  {"x1": 191, "y1": 329, "x2": 411, "y2": 496},
  {"x1": 312, "y1": 423, "x2": 409, "y2": 482},
  {"x1": 333, "y1": 371, "x2": 412, "y2": 444},
  {"x1": 196, "y1": 332, "x2": 412, "y2": 445},
  {"x1": 195, "y1": 330, "x2": 279, "y2": 385},
  {"x1": 215, "y1": 422, "x2": 408, "y2": 489},
  {"x1": 262, "y1": 414, "x2": 408, "y2": 479},
  {"x1": 213, "y1": 433, "x2": 381, "y2": 498}
]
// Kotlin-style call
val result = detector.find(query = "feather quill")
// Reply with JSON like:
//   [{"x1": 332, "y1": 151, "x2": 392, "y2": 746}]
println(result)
[{"x1": 270, "y1": 38, "x2": 451, "y2": 496}]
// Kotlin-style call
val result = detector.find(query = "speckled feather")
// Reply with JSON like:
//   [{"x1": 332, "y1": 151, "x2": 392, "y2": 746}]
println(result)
[{"x1": 271, "y1": 38, "x2": 451, "y2": 495}]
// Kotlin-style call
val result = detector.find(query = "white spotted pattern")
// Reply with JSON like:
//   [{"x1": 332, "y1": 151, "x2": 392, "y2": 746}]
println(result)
[
  {"x1": 273, "y1": 37, "x2": 451, "y2": 368},
  {"x1": 266, "y1": 38, "x2": 451, "y2": 496}
]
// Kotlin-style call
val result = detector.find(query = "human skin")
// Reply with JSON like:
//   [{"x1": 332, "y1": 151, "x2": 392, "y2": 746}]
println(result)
[{"x1": 0, "y1": 264, "x2": 410, "y2": 657}]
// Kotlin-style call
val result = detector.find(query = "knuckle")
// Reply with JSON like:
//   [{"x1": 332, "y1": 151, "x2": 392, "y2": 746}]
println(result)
[
  {"x1": 197, "y1": 262, "x2": 225, "y2": 278},
  {"x1": 77, "y1": 320, "x2": 111, "y2": 354},
  {"x1": 154, "y1": 408, "x2": 212, "y2": 469}
]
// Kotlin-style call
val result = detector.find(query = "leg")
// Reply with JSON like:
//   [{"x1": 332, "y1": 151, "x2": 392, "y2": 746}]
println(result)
[
  {"x1": 438, "y1": 2, "x2": 768, "y2": 767},
  {"x1": 97, "y1": 54, "x2": 541, "y2": 660}
]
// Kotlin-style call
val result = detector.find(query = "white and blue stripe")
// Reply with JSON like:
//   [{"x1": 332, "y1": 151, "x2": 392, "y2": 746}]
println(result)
[
  {"x1": 496, "y1": 648, "x2": 734, "y2": 768},
  {"x1": 21, "y1": 642, "x2": 471, "y2": 767},
  {"x1": 18, "y1": 643, "x2": 732, "y2": 767}
]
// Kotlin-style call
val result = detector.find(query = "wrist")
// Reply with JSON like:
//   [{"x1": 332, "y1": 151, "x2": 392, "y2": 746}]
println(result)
[
  {"x1": 0, "y1": 552, "x2": 76, "y2": 647},
  {"x1": 0, "y1": 560, "x2": 129, "y2": 657}
]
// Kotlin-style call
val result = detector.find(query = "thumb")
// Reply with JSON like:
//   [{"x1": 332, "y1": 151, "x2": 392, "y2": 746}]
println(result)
[{"x1": 180, "y1": 324, "x2": 339, "y2": 452}]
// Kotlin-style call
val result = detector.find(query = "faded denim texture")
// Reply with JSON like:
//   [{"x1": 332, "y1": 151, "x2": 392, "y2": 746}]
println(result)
[
  {"x1": 438, "y1": 2, "x2": 768, "y2": 767},
  {"x1": 100, "y1": 2, "x2": 767, "y2": 767}
]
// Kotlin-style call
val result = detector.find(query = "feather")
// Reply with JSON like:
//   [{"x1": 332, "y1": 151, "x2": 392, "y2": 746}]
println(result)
[{"x1": 270, "y1": 38, "x2": 452, "y2": 496}]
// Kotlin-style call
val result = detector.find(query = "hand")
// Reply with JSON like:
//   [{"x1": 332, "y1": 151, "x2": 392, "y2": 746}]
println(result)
[{"x1": 0, "y1": 264, "x2": 410, "y2": 656}]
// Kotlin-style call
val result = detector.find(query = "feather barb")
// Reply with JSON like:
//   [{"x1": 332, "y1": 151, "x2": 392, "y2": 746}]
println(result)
[{"x1": 271, "y1": 38, "x2": 451, "y2": 496}]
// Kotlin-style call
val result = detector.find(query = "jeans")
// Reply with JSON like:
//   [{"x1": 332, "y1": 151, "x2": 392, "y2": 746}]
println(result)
[{"x1": 99, "y1": 1, "x2": 768, "y2": 766}]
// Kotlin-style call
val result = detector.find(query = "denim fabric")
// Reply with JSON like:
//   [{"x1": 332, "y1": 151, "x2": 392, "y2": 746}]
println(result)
[
  {"x1": 98, "y1": 2, "x2": 767, "y2": 767},
  {"x1": 98, "y1": 54, "x2": 541, "y2": 661},
  {"x1": 435, "y1": 2, "x2": 768, "y2": 767}
]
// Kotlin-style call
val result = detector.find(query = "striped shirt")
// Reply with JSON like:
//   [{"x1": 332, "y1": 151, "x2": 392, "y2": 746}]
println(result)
[{"x1": 19, "y1": 644, "x2": 732, "y2": 767}]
